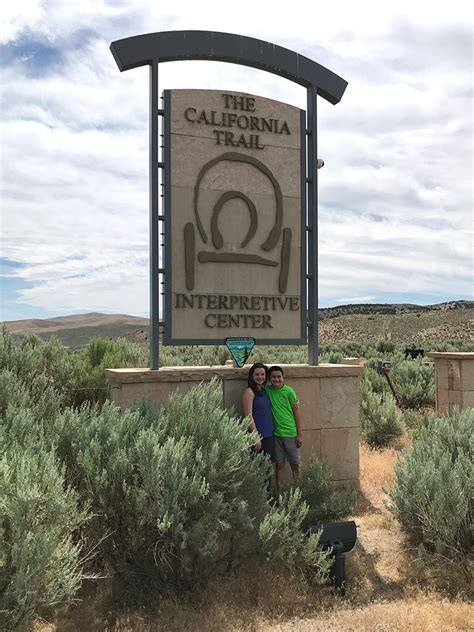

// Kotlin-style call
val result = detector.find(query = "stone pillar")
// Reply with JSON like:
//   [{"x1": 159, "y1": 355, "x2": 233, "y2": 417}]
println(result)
[
  {"x1": 426, "y1": 352, "x2": 474, "y2": 414},
  {"x1": 106, "y1": 363, "x2": 363, "y2": 486}
]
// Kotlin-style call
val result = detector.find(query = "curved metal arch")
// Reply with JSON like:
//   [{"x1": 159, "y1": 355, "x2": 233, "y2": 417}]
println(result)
[{"x1": 110, "y1": 30, "x2": 347, "y2": 105}]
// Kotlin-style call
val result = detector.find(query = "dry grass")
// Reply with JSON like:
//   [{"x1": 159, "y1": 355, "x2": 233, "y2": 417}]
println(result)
[
  {"x1": 358, "y1": 442, "x2": 402, "y2": 511},
  {"x1": 261, "y1": 595, "x2": 474, "y2": 631},
  {"x1": 33, "y1": 443, "x2": 473, "y2": 632}
]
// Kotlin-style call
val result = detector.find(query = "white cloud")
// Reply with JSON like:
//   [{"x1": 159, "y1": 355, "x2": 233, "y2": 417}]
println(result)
[{"x1": 1, "y1": 1, "x2": 472, "y2": 319}]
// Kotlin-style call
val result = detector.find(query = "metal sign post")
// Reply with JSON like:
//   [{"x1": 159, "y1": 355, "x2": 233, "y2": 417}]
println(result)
[
  {"x1": 307, "y1": 86, "x2": 318, "y2": 366},
  {"x1": 149, "y1": 60, "x2": 160, "y2": 370}
]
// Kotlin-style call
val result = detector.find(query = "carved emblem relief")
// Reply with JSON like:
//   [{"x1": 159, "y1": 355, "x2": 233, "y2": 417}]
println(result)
[{"x1": 184, "y1": 152, "x2": 291, "y2": 294}]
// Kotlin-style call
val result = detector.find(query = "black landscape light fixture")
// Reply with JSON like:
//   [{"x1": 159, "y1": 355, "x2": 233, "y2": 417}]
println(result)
[
  {"x1": 405, "y1": 348, "x2": 425, "y2": 359},
  {"x1": 308, "y1": 520, "x2": 357, "y2": 592}
]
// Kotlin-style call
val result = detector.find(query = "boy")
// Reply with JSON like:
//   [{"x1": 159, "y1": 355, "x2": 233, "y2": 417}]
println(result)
[{"x1": 266, "y1": 365, "x2": 302, "y2": 497}]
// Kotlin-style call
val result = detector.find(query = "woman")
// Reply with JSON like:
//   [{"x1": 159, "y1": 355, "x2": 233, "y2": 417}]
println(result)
[{"x1": 242, "y1": 363, "x2": 274, "y2": 459}]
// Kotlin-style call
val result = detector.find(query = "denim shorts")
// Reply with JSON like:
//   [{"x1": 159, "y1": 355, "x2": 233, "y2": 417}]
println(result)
[{"x1": 273, "y1": 437, "x2": 300, "y2": 465}]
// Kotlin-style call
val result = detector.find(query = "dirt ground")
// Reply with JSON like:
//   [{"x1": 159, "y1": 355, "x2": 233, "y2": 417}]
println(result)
[{"x1": 34, "y1": 444, "x2": 473, "y2": 632}]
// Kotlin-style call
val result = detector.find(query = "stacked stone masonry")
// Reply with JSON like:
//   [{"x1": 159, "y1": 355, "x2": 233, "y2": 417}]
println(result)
[
  {"x1": 426, "y1": 352, "x2": 474, "y2": 414},
  {"x1": 106, "y1": 364, "x2": 363, "y2": 486}
]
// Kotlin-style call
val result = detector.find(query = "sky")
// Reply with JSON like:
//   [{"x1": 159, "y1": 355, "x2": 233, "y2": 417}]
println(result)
[{"x1": 0, "y1": 0, "x2": 473, "y2": 322}]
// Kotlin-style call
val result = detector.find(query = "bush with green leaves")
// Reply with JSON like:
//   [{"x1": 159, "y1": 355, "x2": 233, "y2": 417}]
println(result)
[
  {"x1": 359, "y1": 375, "x2": 404, "y2": 447},
  {"x1": 258, "y1": 488, "x2": 333, "y2": 585},
  {"x1": 71, "y1": 336, "x2": 149, "y2": 406},
  {"x1": 375, "y1": 337, "x2": 396, "y2": 353},
  {"x1": 387, "y1": 407, "x2": 473, "y2": 558},
  {"x1": 291, "y1": 456, "x2": 356, "y2": 527},
  {"x1": 319, "y1": 350, "x2": 343, "y2": 364},
  {"x1": 48, "y1": 381, "x2": 273, "y2": 592},
  {"x1": 0, "y1": 329, "x2": 150, "y2": 409},
  {"x1": 0, "y1": 329, "x2": 77, "y2": 409},
  {"x1": 362, "y1": 365, "x2": 390, "y2": 395},
  {"x1": 0, "y1": 416, "x2": 89, "y2": 631},
  {"x1": 402, "y1": 407, "x2": 428, "y2": 430},
  {"x1": 0, "y1": 368, "x2": 63, "y2": 424},
  {"x1": 161, "y1": 344, "x2": 229, "y2": 367},
  {"x1": 390, "y1": 357, "x2": 435, "y2": 409}
]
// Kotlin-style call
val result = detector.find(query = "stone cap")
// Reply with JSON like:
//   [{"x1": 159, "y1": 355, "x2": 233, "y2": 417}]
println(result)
[
  {"x1": 426, "y1": 352, "x2": 474, "y2": 360},
  {"x1": 341, "y1": 357, "x2": 367, "y2": 366},
  {"x1": 105, "y1": 363, "x2": 364, "y2": 384}
]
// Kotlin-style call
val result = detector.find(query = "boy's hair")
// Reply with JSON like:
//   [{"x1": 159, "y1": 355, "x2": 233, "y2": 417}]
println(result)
[
  {"x1": 268, "y1": 365, "x2": 284, "y2": 376},
  {"x1": 247, "y1": 362, "x2": 268, "y2": 395}
]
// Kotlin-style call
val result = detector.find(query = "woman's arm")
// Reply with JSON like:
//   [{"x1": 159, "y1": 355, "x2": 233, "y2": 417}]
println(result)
[{"x1": 242, "y1": 387, "x2": 262, "y2": 450}]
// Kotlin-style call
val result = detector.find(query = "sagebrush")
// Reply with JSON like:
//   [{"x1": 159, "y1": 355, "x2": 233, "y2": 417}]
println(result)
[{"x1": 387, "y1": 407, "x2": 473, "y2": 559}]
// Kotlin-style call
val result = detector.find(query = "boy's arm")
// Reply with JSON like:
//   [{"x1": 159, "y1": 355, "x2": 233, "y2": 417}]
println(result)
[{"x1": 292, "y1": 402, "x2": 303, "y2": 448}]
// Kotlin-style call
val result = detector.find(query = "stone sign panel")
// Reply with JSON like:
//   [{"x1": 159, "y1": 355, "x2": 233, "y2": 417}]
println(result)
[{"x1": 164, "y1": 89, "x2": 306, "y2": 344}]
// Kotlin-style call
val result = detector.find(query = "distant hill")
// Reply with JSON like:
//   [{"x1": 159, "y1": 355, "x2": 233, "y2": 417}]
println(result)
[
  {"x1": 2, "y1": 312, "x2": 149, "y2": 347},
  {"x1": 317, "y1": 301, "x2": 472, "y2": 345},
  {"x1": 318, "y1": 300, "x2": 473, "y2": 319},
  {"x1": 3, "y1": 301, "x2": 473, "y2": 347}
]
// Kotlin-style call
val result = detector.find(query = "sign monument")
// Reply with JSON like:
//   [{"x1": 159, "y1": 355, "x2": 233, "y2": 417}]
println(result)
[{"x1": 110, "y1": 31, "x2": 347, "y2": 368}]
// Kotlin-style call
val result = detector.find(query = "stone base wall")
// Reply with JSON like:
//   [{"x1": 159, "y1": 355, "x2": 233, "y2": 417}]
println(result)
[
  {"x1": 426, "y1": 352, "x2": 474, "y2": 414},
  {"x1": 106, "y1": 363, "x2": 363, "y2": 485}
]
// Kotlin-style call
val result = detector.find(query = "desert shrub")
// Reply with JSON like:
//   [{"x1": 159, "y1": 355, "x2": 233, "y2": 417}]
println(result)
[
  {"x1": 387, "y1": 408, "x2": 473, "y2": 558},
  {"x1": 72, "y1": 337, "x2": 149, "y2": 406},
  {"x1": 250, "y1": 345, "x2": 307, "y2": 365},
  {"x1": 290, "y1": 456, "x2": 356, "y2": 527},
  {"x1": 84, "y1": 337, "x2": 148, "y2": 369},
  {"x1": 362, "y1": 365, "x2": 390, "y2": 395},
  {"x1": 376, "y1": 337, "x2": 396, "y2": 353},
  {"x1": 402, "y1": 407, "x2": 428, "y2": 430},
  {"x1": 359, "y1": 376, "x2": 404, "y2": 447},
  {"x1": 425, "y1": 340, "x2": 474, "y2": 353},
  {"x1": 0, "y1": 329, "x2": 76, "y2": 408},
  {"x1": 337, "y1": 340, "x2": 371, "y2": 358},
  {"x1": 390, "y1": 357, "x2": 435, "y2": 409},
  {"x1": 319, "y1": 350, "x2": 343, "y2": 364},
  {"x1": 258, "y1": 488, "x2": 332, "y2": 585},
  {"x1": 0, "y1": 434, "x2": 88, "y2": 631},
  {"x1": 0, "y1": 329, "x2": 151, "y2": 410},
  {"x1": 0, "y1": 370, "x2": 30, "y2": 417},
  {"x1": 49, "y1": 381, "x2": 272, "y2": 593},
  {"x1": 161, "y1": 344, "x2": 229, "y2": 366},
  {"x1": 362, "y1": 353, "x2": 434, "y2": 410},
  {"x1": 320, "y1": 341, "x2": 368, "y2": 359},
  {"x1": 0, "y1": 369, "x2": 63, "y2": 422}
]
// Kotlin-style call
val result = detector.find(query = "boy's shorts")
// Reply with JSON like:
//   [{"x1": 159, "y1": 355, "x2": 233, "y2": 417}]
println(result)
[{"x1": 273, "y1": 437, "x2": 300, "y2": 465}]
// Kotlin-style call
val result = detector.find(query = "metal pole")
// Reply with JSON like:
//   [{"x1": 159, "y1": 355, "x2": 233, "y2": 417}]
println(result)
[
  {"x1": 149, "y1": 60, "x2": 160, "y2": 369},
  {"x1": 307, "y1": 86, "x2": 318, "y2": 365}
]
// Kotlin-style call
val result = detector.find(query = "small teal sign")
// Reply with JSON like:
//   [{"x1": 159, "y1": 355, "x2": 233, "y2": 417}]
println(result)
[{"x1": 225, "y1": 337, "x2": 255, "y2": 368}]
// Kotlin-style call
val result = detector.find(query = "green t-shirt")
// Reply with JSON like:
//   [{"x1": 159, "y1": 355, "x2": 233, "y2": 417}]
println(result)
[{"x1": 266, "y1": 384, "x2": 298, "y2": 438}]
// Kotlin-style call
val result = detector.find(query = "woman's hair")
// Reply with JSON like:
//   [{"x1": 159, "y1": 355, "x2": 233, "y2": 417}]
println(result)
[{"x1": 247, "y1": 362, "x2": 268, "y2": 395}]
